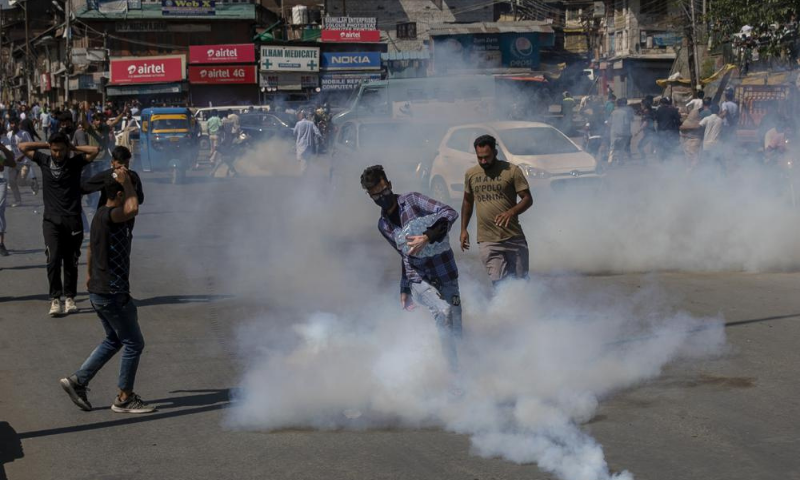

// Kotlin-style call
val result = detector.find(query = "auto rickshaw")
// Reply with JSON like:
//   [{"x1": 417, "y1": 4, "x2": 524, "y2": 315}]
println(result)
[{"x1": 139, "y1": 107, "x2": 197, "y2": 184}]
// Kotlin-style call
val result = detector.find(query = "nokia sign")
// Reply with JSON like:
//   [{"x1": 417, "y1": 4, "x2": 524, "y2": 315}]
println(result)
[{"x1": 320, "y1": 52, "x2": 381, "y2": 71}]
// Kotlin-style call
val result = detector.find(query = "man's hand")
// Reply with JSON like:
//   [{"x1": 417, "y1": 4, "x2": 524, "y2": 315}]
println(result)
[
  {"x1": 401, "y1": 292, "x2": 415, "y2": 311},
  {"x1": 460, "y1": 230, "x2": 470, "y2": 252},
  {"x1": 114, "y1": 166, "x2": 130, "y2": 185},
  {"x1": 406, "y1": 235, "x2": 429, "y2": 256},
  {"x1": 494, "y1": 210, "x2": 517, "y2": 228}
]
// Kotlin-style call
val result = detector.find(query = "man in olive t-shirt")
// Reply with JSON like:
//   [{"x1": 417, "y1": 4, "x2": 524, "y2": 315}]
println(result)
[{"x1": 460, "y1": 134, "x2": 533, "y2": 285}]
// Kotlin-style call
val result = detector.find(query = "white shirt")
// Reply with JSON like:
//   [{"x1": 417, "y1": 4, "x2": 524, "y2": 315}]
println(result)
[
  {"x1": 6, "y1": 129, "x2": 32, "y2": 158},
  {"x1": 0, "y1": 136, "x2": 10, "y2": 180},
  {"x1": 19, "y1": 112, "x2": 27, "y2": 121},
  {"x1": 41, "y1": 112, "x2": 51, "y2": 127},
  {"x1": 686, "y1": 98, "x2": 703, "y2": 112},
  {"x1": 699, "y1": 114, "x2": 723, "y2": 150},
  {"x1": 721, "y1": 101, "x2": 739, "y2": 126}
]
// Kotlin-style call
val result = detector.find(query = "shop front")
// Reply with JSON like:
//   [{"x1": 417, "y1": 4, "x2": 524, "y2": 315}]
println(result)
[
  {"x1": 107, "y1": 55, "x2": 188, "y2": 106},
  {"x1": 259, "y1": 45, "x2": 321, "y2": 103},
  {"x1": 188, "y1": 44, "x2": 259, "y2": 107}
]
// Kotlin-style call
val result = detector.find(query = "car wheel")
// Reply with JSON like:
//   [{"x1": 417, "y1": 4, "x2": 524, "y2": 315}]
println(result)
[{"x1": 430, "y1": 176, "x2": 450, "y2": 203}]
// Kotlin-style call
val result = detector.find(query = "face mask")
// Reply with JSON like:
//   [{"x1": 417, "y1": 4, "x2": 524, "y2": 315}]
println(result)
[{"x1": 373, "y1": 190, "x2": 395, "y2": 211}]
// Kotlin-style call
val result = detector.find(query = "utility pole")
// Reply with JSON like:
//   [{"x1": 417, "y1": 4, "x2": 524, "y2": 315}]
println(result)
[
  {"x1": 1, "y1": 5, "x2": 5, "y2": 103},
  {"x1": 690, "y1": 0, "x2": 700, "y2": 86},
  {"x1": 23, "y1": 0, "x2": 31, "y2": 104},
  {"x1": 101, "y1": 32, "x2": 107, "y2": 106},
  {"x1": 65, "y1": 0, "x2": 71, "y2": 105}
]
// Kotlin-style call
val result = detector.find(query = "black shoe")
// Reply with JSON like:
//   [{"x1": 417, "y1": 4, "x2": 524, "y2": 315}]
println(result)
[
  {"x1": 0, "y1": 244, "x2": 8, "y2": 257},
  {"x1": 111, "y1": 394, "x2": 156, "y2": 414},
  {"x1": 60, "y1": 375, "x2": 92, "y2": 411}
]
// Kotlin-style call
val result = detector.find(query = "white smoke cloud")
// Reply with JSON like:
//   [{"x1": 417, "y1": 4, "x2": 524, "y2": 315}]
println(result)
[{"x1": 227, "y1": 271, "x2": 724, "y2": 480}]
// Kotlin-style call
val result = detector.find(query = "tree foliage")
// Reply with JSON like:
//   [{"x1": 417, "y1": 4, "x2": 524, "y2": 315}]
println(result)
[{"x1": 707, "y1": 0, "x2": 797, "y2": 37}]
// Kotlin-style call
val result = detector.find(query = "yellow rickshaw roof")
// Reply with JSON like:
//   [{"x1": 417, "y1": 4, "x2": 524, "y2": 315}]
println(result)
[{"x1": 151, "y1": 114, "x2": 189, "y2": 121}]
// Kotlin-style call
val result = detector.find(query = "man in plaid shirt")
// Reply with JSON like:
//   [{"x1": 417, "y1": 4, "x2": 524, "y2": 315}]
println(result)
[{"x1": 361, "y1": 165, "x2": 461, "y2": 370}]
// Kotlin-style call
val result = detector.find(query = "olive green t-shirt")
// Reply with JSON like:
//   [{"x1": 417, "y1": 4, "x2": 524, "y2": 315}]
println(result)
[{"x1": 464, "y1": 160, "x2": 529, "y2": 243}]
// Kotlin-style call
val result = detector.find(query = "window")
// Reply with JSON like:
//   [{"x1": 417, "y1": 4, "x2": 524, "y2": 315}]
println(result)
[
  {"x1": 396, "y1": 22, "x2": 417, "y2": 40},
  {"x1": 497, "y1": 127, "x2": 579, "y2": 156},
  {"x1": 446, "y1": 128, "x2": 476, "y2": 153},
  {"x1": 338, "y1": 123, "x2": 357, "y2": 148}
]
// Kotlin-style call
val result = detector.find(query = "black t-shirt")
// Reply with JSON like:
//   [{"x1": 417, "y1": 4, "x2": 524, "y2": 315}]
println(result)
[
  {"x1": 655, "y1": 106, "x2": 681, "y2": 132},
  {"x1": 89, "y1": 205, "x2": 132, "y2": 295},
  {"x1": 31, "y1": 151, "x2": 89, "y2": 217}
]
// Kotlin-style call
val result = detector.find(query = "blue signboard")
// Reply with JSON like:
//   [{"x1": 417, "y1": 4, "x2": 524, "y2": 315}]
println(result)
[
  {"x1": 321, "y1": 52, "x2": 381, "y2": 71},
  {"x1": 433, "y1": 32, "x2": 553, "y2": 73}
]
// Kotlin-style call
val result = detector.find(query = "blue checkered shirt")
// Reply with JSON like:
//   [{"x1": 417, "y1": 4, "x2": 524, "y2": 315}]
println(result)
[{"x1": 378, "y1": 192, "x2": 459, "y2": 294}]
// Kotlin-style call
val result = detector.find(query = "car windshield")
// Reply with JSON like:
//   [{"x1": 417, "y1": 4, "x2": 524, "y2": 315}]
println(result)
[
  {"x1": 498, "y1": 127, "x2": 580, "y2": 156},
  {"x1": 360, "y1": 123, "x2": 446, "y2": 149},
  {"x1": 152, "y1": 118, "x2": 189, "y2": 131}
]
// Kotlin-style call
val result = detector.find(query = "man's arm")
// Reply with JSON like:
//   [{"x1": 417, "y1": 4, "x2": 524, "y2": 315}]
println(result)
[
  {"x1": 19, "y1": 142, "x2": 49, "y2": 160},
  {"x1": 0, "y1": 142, "x2": 17, "y2": 169},
  {"x1": 460, "y1": 192, "x2": 474, "y2": 252},
  {"x1": 74, "y1": 144, "x2": 100, "y2": 163},
  {"x1": 110, "y1": 168, "x2": 139, "y2": 223},
  {"x1": 81, "y1": 168, "x2": 109, "y2": 194},
  {"x1": 107, "y1": 109, "x2": 125, "y2": 128},
  {"x1": 495, "y1": 167, "x2": 533, "y2": 227}
]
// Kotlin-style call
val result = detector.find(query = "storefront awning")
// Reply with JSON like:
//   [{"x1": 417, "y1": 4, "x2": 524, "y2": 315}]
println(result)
[{"x1": 106, "y1": 83, "x2": 186, "y2": 96}]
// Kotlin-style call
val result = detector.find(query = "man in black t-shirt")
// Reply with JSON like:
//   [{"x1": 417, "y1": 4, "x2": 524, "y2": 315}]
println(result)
[
  {"x1": 59, "y1": 167, "x2": 155, "y2": 414},
  {"x1": 19, "y1": 133, "x2": 100, "y2": 317}
]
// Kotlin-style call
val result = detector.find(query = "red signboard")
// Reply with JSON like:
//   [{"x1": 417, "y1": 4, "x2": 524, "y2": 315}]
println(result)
[
  {"x1": 189, "y1": 65, "x2": 257, "y2": 85},
  {"x1": 110, "y1": 55, "x2": 185, "y2": 85},
  {"x1": 321, "y1": 30, "x2": 381, "y2": 43},
  {"x1": 189, "y1": 44, "x2": 256, "y2": 64}
]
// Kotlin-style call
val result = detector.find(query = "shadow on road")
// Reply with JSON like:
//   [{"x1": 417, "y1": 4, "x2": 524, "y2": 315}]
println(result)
[
  {"x1": 725, "y1": 313, "x2": 800, "y2": 328},
  {"x1": 6, "y1": 249, "x2": 43, "y2": 255},
  {"x1": 0, "y1": 264, "x2": 45, "y2": 271},
  {"x1": 0, "y1": 293, "x2": 51, "y2": 303},
  {"x1": 136, "y1": 295, "x2": 234, "y2": 307},
  {"x1": 17, "y1": 389, "x2": 232, "y2": 440},
  {"x1": 0, "y1": 422, "x2": 23, "y2": 480}
]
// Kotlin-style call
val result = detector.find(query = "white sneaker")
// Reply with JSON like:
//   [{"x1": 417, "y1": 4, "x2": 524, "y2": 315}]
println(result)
[
  {"x1": 64, "y1": 297, "x2": 78, "y2": 314},
  {"x1": 49, "y1": 299, "x2": 63, "y2": 317}
]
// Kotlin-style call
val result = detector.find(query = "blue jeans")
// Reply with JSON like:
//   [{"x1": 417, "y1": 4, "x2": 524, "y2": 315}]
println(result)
[
  {"x1": 410, "y1": 279, "x2": 462, "y2": 371},
  {"x1": 75, "y1": 293, "x2": 144, "y2": 392}
]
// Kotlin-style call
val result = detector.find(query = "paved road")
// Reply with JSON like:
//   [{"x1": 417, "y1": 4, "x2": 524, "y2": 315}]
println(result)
[{"x1": 1, "y1": 170, "x2": 799, "y2": 480}]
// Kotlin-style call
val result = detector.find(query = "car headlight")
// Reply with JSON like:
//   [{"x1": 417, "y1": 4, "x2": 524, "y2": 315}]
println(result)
[{"x1": 521, "y1": 165, "x2": 551, "y2": 179}]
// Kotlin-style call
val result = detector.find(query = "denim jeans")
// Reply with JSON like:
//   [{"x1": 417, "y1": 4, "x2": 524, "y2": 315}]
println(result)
[
  {"x1": 0, "y1": 178, "x2": 7, "y2": 234},
  {"x1": 75, "y1": 293, "x2": 145, "y2": 392},
  {"x1": 410, "y1": 279, "x2": 462, "y2": 371}
]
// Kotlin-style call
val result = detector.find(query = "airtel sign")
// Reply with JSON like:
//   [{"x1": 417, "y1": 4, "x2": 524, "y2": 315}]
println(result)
[
  {"x1": 188, "y1": 65, "x2": 257, "y2": 84},
  {"x1": 110, "y1": 55, "x2": 185, "y2": 85},
  {"x1": 321, "y1": 30, "x2": 381, "y2": 43},
  {"x1": 189, "y1": 44, "x2": 256, "y2": 64}
]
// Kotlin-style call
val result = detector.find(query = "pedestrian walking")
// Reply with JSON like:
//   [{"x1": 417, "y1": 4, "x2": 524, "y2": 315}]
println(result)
[
  {"x1": 686, "y1": 90, "x2": 704, "y2": 112},
  {"x1": 204, "y1": 110, "x2": 222, "y2": 169},
  {"x1": 655, "y1": 97, "x2": 682, "y2": 161},
  {"x1": 679, "y1": 108, "x2": 704, "y2": 170},
  {"x1": 460, "y1": 135, "x2": 533, "y2": 286},
  {"x1": 699, "y1": 104, "x2": 725, "y2": 170},
  {"x1": 59, "y1": 165, "x2": 155, "y2": 414},
  {"x1": 0, "y1": 138, "x2": 17, "y2": 257},
  {"x1": 608, "y1": 98, "x2": 633, "y2": 165},
  {"x1": 293, "y1": 111, "x2": 322, "y2": 174},
  {"x1": 19, "y1": 134, "x2": 100, "y2": 317},
  {"x1": 6, "y1": 117, "x2": 34, "y2": 206},
  {"x1": 361, "y1": 165, "x2": 462, "y2": 372}
]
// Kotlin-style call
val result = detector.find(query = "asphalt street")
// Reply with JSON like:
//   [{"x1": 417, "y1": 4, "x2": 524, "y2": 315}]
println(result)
[{"x1": 1, "y1": 168, "x2": 799, "y2": 480}]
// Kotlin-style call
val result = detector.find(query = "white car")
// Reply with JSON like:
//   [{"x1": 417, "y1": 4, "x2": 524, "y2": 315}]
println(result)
[{"x1": 426, "y1": 121, "x2": 601, "y2": 202}]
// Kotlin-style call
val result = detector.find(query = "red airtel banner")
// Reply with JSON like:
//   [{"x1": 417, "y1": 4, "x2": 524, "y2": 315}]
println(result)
[
  {"x1": 110, "y1": 55, "x2": 185, "y2": 85},
  {"x1": 188, "y1": 65, "x2": 257, "y2": 84},
  {"x1": 189, "y1": 44, "x2": 256, "y2": 64},
  {"x1": 321, "y1": 30, "x2": 381, "y2": 43}
]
